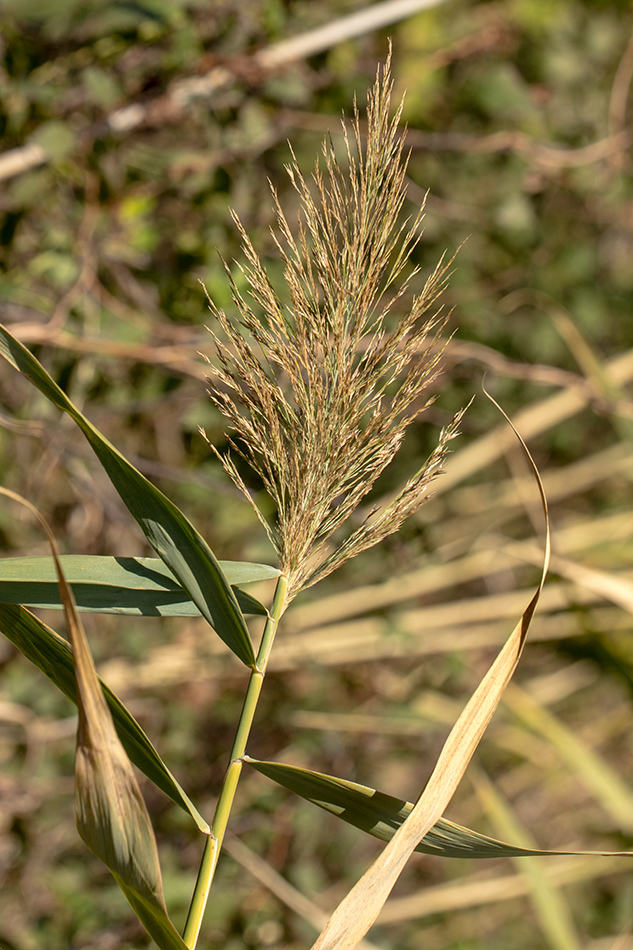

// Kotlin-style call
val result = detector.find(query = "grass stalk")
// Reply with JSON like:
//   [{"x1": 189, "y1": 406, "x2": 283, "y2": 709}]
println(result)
[{"x1": 182, "y1": 572, "x2": 289, "y2": 947}]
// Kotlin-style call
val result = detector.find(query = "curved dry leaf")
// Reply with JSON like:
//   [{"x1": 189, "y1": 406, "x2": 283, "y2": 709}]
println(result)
[
  {"x1": 308, "y1": 394, "x2": 551, "y2": 950},
  {"x1": 0, "y1": 487, "x2": 188, "y2": 950}
]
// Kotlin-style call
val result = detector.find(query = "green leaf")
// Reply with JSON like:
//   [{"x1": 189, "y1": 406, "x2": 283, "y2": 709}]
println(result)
[
  {"x1": 0, "y1": 325, "x2": 256, "y2": 666},
  {"x1": 245, "y1": 759, "x2": 603, "y2": 860},
  {"x1": 0, "y1": 555, "x2": 278, "y2": 616},
  {"x1": 0, "y1": 602, "x2": 209, "y2": 833},
  {"x1": 114, "y1": 883, "x2": 189, "y2": 950}
]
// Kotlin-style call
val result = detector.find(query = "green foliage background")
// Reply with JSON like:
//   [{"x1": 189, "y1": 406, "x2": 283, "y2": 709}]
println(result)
[{"x1": 1, "y1": 1, "x2": 633, "y2": 948}]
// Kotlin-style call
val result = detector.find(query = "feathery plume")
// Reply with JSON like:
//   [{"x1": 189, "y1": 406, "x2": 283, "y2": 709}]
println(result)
[{"x1": 201, "y1": 52, "x2": 463, "y2": 600}]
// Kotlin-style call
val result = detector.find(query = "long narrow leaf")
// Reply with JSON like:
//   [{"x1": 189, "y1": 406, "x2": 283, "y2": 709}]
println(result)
[
  {"x1": 0, "y1": 324, "x2": 255, "y2": 666},
  {"x1": 114, "y1": 885, "x2": 189, "y2": 950},
  {"x1": 0, "y1": 488, "x2": 189, "y2": 949},
  {"x1": 68, "y1": 570, "x2": 188, "y2": 950},
  {"x1": 0, "y1": 602, "x2": 209, "y2": 833},
  {"x1": 246, "y1": 758, "x2": 633, "y2": 860},
  {"x1": 0, "y1": 555, "x2": 278, "y2": 616},
  {"x1": 308, "y1": 393, "x2": 552, "y2": 950}
]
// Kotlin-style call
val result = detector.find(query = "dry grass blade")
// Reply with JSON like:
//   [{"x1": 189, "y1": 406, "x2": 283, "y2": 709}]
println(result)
[
  {"x1": 471, "y1": 768, "x2": 582, "y2": 950},
  {"x1": 506, "y1": 290, "x2": 633, "y2": 444},
  {"x1": 308, "y1": 395, "x2": 551, "y2": 950},
  {"x1": 223, "y1": 835, "x2": 382, "y2": 950},
  {"x1": 546, "y1": 552, "x2": 633, "y2": 616},
  {"x1": 503, "y1": 684, "x2": 633, "y2": 833},
  {"x1": 0, "y1": 0, "x2": 454, "y2": 181},
  {"x1": 377, "y1": 855, "x2": 631, "y2": 923},
  {"x1": 437, "y1": 346, "x2": 633, "y2": 496},
  {"x1": 256, "y1": 0, "x2": 451, "y2": 68},
  {"x1": 0, "y1": 487, "x2": 186, "y2": 950}
]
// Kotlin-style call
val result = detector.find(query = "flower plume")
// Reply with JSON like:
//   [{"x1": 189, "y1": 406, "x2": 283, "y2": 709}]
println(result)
[{"x1": 201, "y1": 53, "x2": 463, "y2": 600}]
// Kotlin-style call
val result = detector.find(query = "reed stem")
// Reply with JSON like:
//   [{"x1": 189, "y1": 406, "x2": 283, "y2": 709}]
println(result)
[{"x1": 183, "y1": 573, "x2": 289, "y2": 947}]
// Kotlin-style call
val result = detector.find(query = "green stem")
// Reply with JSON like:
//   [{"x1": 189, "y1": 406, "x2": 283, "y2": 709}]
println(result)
[{"x1": 183, "y1": 573, "x2": 289, "y2": 948}]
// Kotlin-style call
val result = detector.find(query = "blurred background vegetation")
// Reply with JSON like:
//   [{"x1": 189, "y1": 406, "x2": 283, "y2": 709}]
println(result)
[{"x1": 1, "y1": 0, "x2": 633, "y2": 948}]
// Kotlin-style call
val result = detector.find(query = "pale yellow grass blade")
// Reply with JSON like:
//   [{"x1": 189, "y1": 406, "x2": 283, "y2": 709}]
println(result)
[
  {"x1": 504, "y1": 684, "x2": 633, "y2": 833},
  {"x1": 287, "y1": 548, "x2": 510, "y2": 628},
  {"x1": 442, "y1": 442, "x2": 631, "y2": 521},
  {"x1": 308, "y1": 399, "x2": 551, "y2": 950},
  {"x1": 272, "y1": 579, "x2": 593, "y2": 670},
  {"x1": 548, "y1": 553, "x2": 633, "y2": 616},
  {"x1": 435, "y1": 346, "x2": 633, "y2": 495},
  {"x1": 472, "y1": 767, "x2": 582, "y2": 950},
  {"x1": 97, "y1": 597, "x2": 627, "y2": 689},
  {"x1": 525, "y1": 290, "x2": 633, "y2": 445},
  {"x1": 377, "y1": 854, "x2": 630, "y2": 923},
  {"x1": 223, "y1": 835, "x2": 382, "y2": 950},
  {"x1": 287, "y1": 454, "x2": 633, "y2": 637}
]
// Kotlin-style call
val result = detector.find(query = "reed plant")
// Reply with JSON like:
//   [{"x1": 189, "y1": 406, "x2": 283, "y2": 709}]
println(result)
[{"x1": 0, "y1": 53, "x2": 630, "y2": 950}]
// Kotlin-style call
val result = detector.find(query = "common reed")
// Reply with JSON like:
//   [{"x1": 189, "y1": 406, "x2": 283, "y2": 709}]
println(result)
[
  {"x1": 202, "y1": 52, "x2": 462, "y2": 601},
  {"x1": 6, "y1": 50, "x2": 619, "y2": 950}
]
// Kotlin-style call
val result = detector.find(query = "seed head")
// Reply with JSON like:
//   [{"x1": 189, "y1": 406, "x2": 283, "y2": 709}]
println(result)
[{"x1": 201, "y1": 52, "x2": 464, "y2": 600}]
